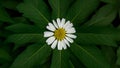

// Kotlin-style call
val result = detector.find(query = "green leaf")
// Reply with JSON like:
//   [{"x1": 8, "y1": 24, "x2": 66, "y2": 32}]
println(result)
[
  {"x1": 10, "y1": 44, "x2": 52, "y2": 68},
  {"x1": 6, "y1": 34, "x2": 44, "y2": 45},
  {"x1": 0, "y1": 48, "x2": 11, "y2": 64},
  {"x1": 70, "y1": 43, "x2": 110, "y2": 68},
  {"x1": 81, "y1": 5, "x2": 117, "y2": 27},
  {"x1": 118, "y1": 9, "x2": 120, "y2": 19},
  {"x1": 49, "y1": 0, "x2": 73, "y2": 18},
  {"x1": 69, "y1": 61, "x2": 75, "y2": 68},
  {"x1": 101, "y1": 46, "x2": 116, "y2": 65},
  {"x1": 0, "y1": 6, "x2": 13, "y2": 23},
  {"x1": 70, "y1": 53, "x2": 86, "y2": 68},
  {"x1": 0, "y1": 0, "x2": 19, "y2": 10},
  {"x1": 100, "y1": 0, "x2": 117, "y2": 4},
  {"x1": 75, "y1": 33, "x2": 117, "y2": 47},
  {"x1": 66, "y1": 0, "x2": 99, "y2": 24},
  {"x1": 36, "y1": 60, "x2": 51, "y2": 68},
  {"x1": 79, "y1": 26, "x2": 120, "y2": 34},
  {"x1": 0, "y1": 63, "x2": 10, "y2": 68},
  {"x1": 6, "y1": 34, "x2": 45, "y2": 49},
  {"x1": 6, "y1": 23, "x2": 41, "y2": 33},
  {"x1": 116, "y1": 47, "x2": 120, "y2": 65},
  {"x1": 12, "y1": 17, "x2": 29, "y2": 24},
  {"x1": 17, "y1": 0, "x2": 50, "y2": 28},
  {"x1": 51, "y1": 50, "x2": 70, "y2": 68},
  {"x1": 112, "y1": 34, "x2": 120, "y2": 42}
]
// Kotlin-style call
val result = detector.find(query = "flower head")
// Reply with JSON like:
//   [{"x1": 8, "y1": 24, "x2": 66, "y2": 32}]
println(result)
[{"x1": 44, "y1": 18, "x2": 77, "y2": 50}]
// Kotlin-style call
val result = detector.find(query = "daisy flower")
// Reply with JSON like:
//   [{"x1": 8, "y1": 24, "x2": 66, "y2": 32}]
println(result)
[{"x1": 44, "y1": 18, "x2": 77, "y2": 50}]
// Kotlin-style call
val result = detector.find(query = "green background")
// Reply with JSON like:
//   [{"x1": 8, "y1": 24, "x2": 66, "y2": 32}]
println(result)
[{"x1": 0, "y1": 0, "x2": 120, "y2": 68}]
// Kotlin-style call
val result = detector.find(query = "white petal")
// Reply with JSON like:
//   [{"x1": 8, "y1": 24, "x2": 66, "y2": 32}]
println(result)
[
  {"x1": 46, "y1": 36, "x2": 55, "y2": 45},
  {"x1": 46, "y1": 26, "x2": 55, "y2": 31},
  {"x1": 61, "y1": 40, "x2": 67, "y2": 49},
  {"x1": 66, "y1": 34, "x2": 77, "y2": 39},
  {"x1": 68, "y1": 23, "x2": 73, "y2": 29},
  {"x1": 64, "y1": 39, "x2": 70, "y2": 47},
  {"x1": 63, "y1": 21, "x2": 70, "y2": 28},
  {"x1": 57, "y1": 18, "x2": 61, "y2": 28},
  {"x1": 58, "y1": 41, "x2": 62, "y2": 50},
  {"x1": 60, "y1": 18, "x2": 65, "y2": 28},
  {"x1": 65, "y1": 37, "x2": 74, "y2": 43},
  {"x1": 51, "y1": 40, "x2": 57, "y2": 49},
  {"x1": 46, "y1": 26, "x2": 52, "y2": 31},
  {"x1": 48, "y1": 23, "x2": 56, "y2": 31},
  {"x1": 53, "y1": 20, "x2": 58, "y2": 28},
  {"x1": 70, "y1": 23, "x2": 73, "y2": 27},
  {"x1": 64, "y1": 23, "x2": 73, "y2": 31},
  {"x1": 66, "y1": 28, "x2": 76, "y2": 33},
  {"x1": 44, "y1": 31, "x2": 54, "y2": 37}
]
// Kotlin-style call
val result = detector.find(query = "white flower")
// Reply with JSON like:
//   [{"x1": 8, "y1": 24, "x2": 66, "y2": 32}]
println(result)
[{"x1": 44, "y1": 18, "x2": 77, "y2": 50}]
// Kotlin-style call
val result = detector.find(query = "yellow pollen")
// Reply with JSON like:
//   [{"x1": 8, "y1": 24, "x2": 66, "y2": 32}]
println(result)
[{"x1": 54, "y1": 28, "x2": 66, "y2": 41}]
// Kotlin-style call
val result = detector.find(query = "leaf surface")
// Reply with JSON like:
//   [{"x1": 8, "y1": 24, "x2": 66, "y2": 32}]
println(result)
[
  {"x1": 67, "y1": 0, "x2": 99, "y2": 24},
  {"x1": 70, "y1": 53, "x2": 86, "y2": 68},
  {"x1": 70, "y1": 43, "x2": 110, "y2": 68},
  {"x1": 0, "y1": 6, "x2": 13, "y2": 23},
  {"x1": 100, "y1": 0, "x2": 117, "y2": 4},
  {"x1": 6, "y1": 23, "x2": 41, "y2": 33},
  {"x1": 51, "y1": 50, "x2": 70, "y2": 68},
  {"x1": 10, "y1": 44, "x2": 52, "y2": 68},
  {"x1": 7, "y1": 34, "x2": 44, "y2": 45},
  {"x1": 81, "y1": 4, "x2": 117, "y2": 27},
  {"x1": 101, "y1": 46, "x2": 116, "y2": 65},
  {"x1": 116, "y1": 47, "x2": 120, "y2": 65},
  {"x1": 75, "y1": 33, "x2": 117, "y2": 47},
  {"x1": 6, "y1": 34, "x2": 45, "y2": 49},
  {"x1": 0, "y1": 48, "x2": 11, "y2": 64},
  {"x1": 0, "y1": 0, "x2": 19, "y2": 10},
  {"x1": 17, "y1": 0, "x2": 50, "y2": 29},
  {"x1": 79, "y1": 26, "x2": 120, "y2": 34},
  {"x1": 49, "y1": 0, "x2": 73, "y2": 18}
]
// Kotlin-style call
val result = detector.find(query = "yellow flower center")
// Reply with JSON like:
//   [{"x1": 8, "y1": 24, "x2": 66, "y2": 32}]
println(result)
[{"x1": 54, "y1": 28, "x2": 66, "y2": 41}]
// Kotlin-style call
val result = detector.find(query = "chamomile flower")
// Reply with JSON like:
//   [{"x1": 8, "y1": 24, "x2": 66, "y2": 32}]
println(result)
[{"x1": 44, "y1": 18, "x2": 77, "y2": 50}]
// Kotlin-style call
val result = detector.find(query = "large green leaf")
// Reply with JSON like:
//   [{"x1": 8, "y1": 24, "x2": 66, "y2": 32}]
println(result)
[
  {"x1": 6, "y1": 34, "x2": 45, "y2": 49},
  {"x1": 36, "y1": 60, "x2": 51, "y2": 68},
  {"x1": 70, "y1": 53, "x2": 86, "y2": 68},
  {"x1": 116, "y1": 47, "x2": 120, "y2": 65},
  {"x1": 69, "y1": 61, "x2": 74, "y2": 68},
  {"x1": 78, "y1": 26, "x2": 120, "y2": 34},
  {"x1": 118, "y1": 8, "x2": 120, "y2": 19},
  {"x1": 6, "y1": 23, "x2": 41, "y2": 33},
  {"x1": 0, "y1": 63, "x2": 10, "y2": 68},
  {"x1": 10, "y1": 44, "x2": 52, "y2": 68},
  {"x1": 0, "y1": 48, "x2": 11, "y2": 64},
  {"x1": 17, "y1": 0, "x2": 50, "y2": 29},
  {"x1": 100, "y1": 0, "x2": 117, "y2": 4},
  {"x1": 12, "y1": 17, "x2": 29, "y2": 24},
  {"x1": 101, "y1": 46, "x2": 116, "y2": 66},
  {"x1": 51, "y1": 50, "x2": 70, "y2": 68},
  {"x1": 0, "y1": 6, "x2": 13, "y2": 23},
  {"x1": 66, "y1": 0, "x2": 99, "y2": 24},
  {"x1": 6, "y1": 34, "x2": 44, "y2": 45},
  {"x1": 75, "y1": 33, "x2": 117, "y2": 47},
  {"x1": 0, "y1": 0, "x2": 19, "y2": 10},
  {"x1": 49, "y1": 0, "x2": 73, "y2": 19},
  {"x1": 70, "y1": 43, "x2": 110, "y2": 68},
  {"x1": 81, "y1": 4, "x2": 117, "y2": 28}
]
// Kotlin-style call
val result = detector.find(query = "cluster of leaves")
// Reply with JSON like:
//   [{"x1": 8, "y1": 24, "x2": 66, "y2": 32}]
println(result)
[{"x1": 0, "y1": 0, "x2": 120, "y2": 68}]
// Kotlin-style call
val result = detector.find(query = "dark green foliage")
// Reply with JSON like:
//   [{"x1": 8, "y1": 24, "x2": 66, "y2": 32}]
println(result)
[
  {"x1": 10, "y1": 44, "x2": 52, "y2": 68},
  {"x1": 51, "y1": 50, "x2": 70, "y2": 68},
  {"x1": 0, "y1": 6, "x2": 13, "y2": 23},
  {"x1": 70, "y1": 44, "x2": 110, "y2": 68},
  {"x1": 0, "y1": 0, "x2": 120, "y2": 68}
]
